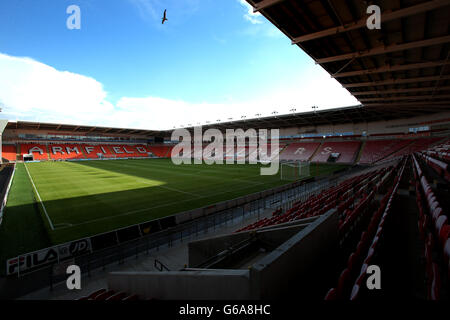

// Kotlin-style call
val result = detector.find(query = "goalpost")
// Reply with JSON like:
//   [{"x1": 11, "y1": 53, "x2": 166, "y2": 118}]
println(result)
[{"x1": 280, "y1": 161, "x2": 311, "y2": 180}]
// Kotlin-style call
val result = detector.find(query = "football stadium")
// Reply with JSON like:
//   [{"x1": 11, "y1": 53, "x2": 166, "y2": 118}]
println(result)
[{"x1": 0, "y1": 0, "x2": 449, "y2": 309}]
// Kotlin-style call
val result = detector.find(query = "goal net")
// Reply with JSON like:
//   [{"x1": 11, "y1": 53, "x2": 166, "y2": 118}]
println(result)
[{"x1": 280, "y1": 161, "x2": 311, "y2": 180}]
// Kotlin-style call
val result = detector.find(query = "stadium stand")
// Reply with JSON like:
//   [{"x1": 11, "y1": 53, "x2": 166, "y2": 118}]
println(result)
[
  {"x1": 20, "y1": 143, "x2": 49, "y2": 161},
  {"x1": 247, "y1": 144, "x2": 283, "y2": 161},
  {"x1": 424, "y1": 138, "x2": 450, "y2": 162},
  {"x1": 419, "y1": 153, "x2": 450, "y2": 182},
  {"x1": 48, "y1": 144, "x2": 86, "y2": 160},
  {"x1": 383, "y1": 138, "x2": 442, "y2": 162},
  {"x1": 80, "y1": 145, "x2": 109, "y2": 159},
  {"x1": 74, "y1": 144, "x2": 152, "y2": 159},
  {"x1": 412, "y1": 154, "x2": 449, "y2": 300},
  {"x1": 106, "y1": 145, "x2": 147, "y2": 158},
  {"x1": 1, "y1": 145, "x2": 16, "y2": 162},
  {"x1": 358, "y1": 139, "x2": 412, "y2": 164},
  {"x1": 135, "y1": 145, "x2": 152, "y2": 157},
  {"x1": 311, "y1": 141, "x2": 361, "y2": 163},
  {"x1": 279, "y1": 142, "x2": 320, "y2": 161},
  {"x1": 236, "y1": 165, "x2": 394, "y2": 233},
  {"x1": 323, "y1": 158, "x2": 407, "y2": 300},
  {"x1": 147, "y1": 145, "x2": 172, "y2": 158}
]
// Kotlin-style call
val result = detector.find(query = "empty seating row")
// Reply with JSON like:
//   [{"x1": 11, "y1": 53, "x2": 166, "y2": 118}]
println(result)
[
  {"x1": 325, "y1": 158, "x2": 406, "y2": 300},
  {"x1": 358, "y1": 139, "x2": 412, "y2": 164},
  {"x1": 78, "y1": 288, "x2": 139, "y2": 301},
  {"x1": 384, "y1": 138, "x2": 442, "y2": 162},
  {"x1": 236, "y1": 168, "x2": 387, "y2": 233},
  {"x1": 418, "y1": 153, "x2": 450, "y2": 182},
  {"x1": 349, "y1": 158, "x2": 406, "y2": 300},
  {"x1": 412, "y1": 154, "x2": 449, "y2": 299},
  {"x1": 424, "y1": 138, "x2": 450, "y2": 161}
]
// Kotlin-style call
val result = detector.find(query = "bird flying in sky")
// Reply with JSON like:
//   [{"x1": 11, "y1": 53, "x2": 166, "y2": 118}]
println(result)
[{"x1": 162, "y1": 9, "x2": 168, "y2": 24}]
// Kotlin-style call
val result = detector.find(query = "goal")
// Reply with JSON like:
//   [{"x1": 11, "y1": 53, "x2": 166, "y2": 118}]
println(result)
[{"x1": 280, "y1": 161, "x2": 311, "y2": 180}]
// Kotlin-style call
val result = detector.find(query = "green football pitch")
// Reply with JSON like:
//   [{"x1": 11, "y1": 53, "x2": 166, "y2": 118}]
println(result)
[{"x1": 0, "y1": 159, "x2": 345, "y2": 265}]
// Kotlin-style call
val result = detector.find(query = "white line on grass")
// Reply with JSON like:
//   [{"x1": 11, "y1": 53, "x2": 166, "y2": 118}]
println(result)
[
  {"x1": 158, "y1": 185, "x2": 202, "y2": 198},
  {"x1": 24, "y1": 163, "x2": 55, "y2": 230},
  {"x1": 55, "y1": 181, "x2": 266, "y2": 230},
  {"x1": 133, "y1": 177, "x2": 202, "y2": 198}
]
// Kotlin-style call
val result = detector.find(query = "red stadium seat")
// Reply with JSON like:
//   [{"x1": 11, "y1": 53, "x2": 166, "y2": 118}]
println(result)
[
  {"x1": 2, "y1": 144, "x2": 16, "y2": 162},
  {"x1": 324, "y1": 288, "x2": 337, "y2": 300},
  {"x1": 105, "y1": 292, "x2": 128, "y2": 301},
  {"x1": 94, "y1": 290, "x2": 115, "y2": 300},
  {"x1": 78, "y1": 288, "x2": 106, "y2": 300}
]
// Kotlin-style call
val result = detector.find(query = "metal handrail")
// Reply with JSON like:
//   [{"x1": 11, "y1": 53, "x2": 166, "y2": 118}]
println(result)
[{"x1": 154, "y1": 258, "x2": 170, "y2": 272}]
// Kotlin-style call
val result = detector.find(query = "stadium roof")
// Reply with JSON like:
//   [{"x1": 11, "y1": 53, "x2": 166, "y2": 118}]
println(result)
[
  {"x1": 4, "y1": 101, "x2": 449, "y2": 137},
  {"x1": 245, "y1": 0, "x2": 450, "y2": 113},
  {"x1": 185, "y1": 103, "x2": 449, "y2": 133},
  {"x1": 5, "y1": 121, "x2": 161, "y2": 136}
]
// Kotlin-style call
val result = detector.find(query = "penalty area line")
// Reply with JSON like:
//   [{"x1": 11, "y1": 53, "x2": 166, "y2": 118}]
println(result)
[{"x1": 24, "y1": 163, "x2": 55, "y2": 231}]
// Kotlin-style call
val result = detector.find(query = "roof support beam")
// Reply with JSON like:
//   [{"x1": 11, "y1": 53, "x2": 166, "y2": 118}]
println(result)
[
  {"x1": 292, "y1": 0, "x2": 450, "y2": 44},
  {"x1": 358, "y1": 94, "x2": 450, "y2": 102},
  {"x1": 352, "y1": 86, "x2": 450, "y2": 96},
  {"x1": 333, "y1": 60, "x2": 447, "y2": 78},
  {"x1": 316, "y1": 35, "x2": 450, "y2": 64},
  {"x1": 252, "y1": 0, "x2": 286, "y2": 12},
  {"x1": 343, "y1": 75, "x2": 450, "y2": 88}
]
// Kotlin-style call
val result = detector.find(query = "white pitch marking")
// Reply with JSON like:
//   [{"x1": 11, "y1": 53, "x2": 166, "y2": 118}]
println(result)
[
  {"x1": 24, "y1": 163, "x2": 55, "y2": 230},
  {"x1": 55, "y1": 181, "x2": 266, "y2": 230}
]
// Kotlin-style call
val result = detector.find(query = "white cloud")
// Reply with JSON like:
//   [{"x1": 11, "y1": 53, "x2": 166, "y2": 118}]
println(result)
[
  {"x1": 128, "y1": 0, "x2": 160, "y2": 22},
  {"x1": 238, "y1": 0, "x2": 263, "y2": 25},
  {"x1": 0, "y1": 53, "x2": 115, "y2": 125},
  {"x1": 0, "y1": 53, "x2": 358, "y2": 131}
]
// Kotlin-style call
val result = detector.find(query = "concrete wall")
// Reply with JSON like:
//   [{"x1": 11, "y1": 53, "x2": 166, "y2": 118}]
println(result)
[
  {"x1": 188, "y1": 232, "x2": 254, "y2": 268},
  {"x1": 188, "y1": 217, "x2": 316, "y2": 267},
  {"x1": 249, "y1": 210, "x2": 339, "y2": 299},
  {"x1": 108, "y1": 269, "x2": 251, "y2": 300},
  {"x1": 107, "y1": 212, "x2": 337, "y2": 300}
]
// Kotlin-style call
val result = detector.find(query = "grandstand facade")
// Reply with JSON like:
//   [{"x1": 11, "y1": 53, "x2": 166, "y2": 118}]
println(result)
[{"x1": 1, "y1": 106, "x2": 449, "y2": 165}]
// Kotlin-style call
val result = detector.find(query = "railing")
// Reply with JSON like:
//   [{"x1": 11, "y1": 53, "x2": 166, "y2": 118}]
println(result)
[{"x1": 154, "y1": 259, "x2": 170, "y2": 272}]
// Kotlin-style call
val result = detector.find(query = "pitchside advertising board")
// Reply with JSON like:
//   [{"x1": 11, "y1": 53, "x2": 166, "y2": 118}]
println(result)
[
  {"x1": 5, "y1": 215, "x2": 176, "y2": 275},
  {"x1": 6, "y1": 238, "x2": 92, "y2": 276}
]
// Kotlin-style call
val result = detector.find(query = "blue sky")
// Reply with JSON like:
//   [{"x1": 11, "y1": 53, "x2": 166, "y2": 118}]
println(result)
[{"x1": 0, "y1": 0, "x2": 357, "y2": 130}]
